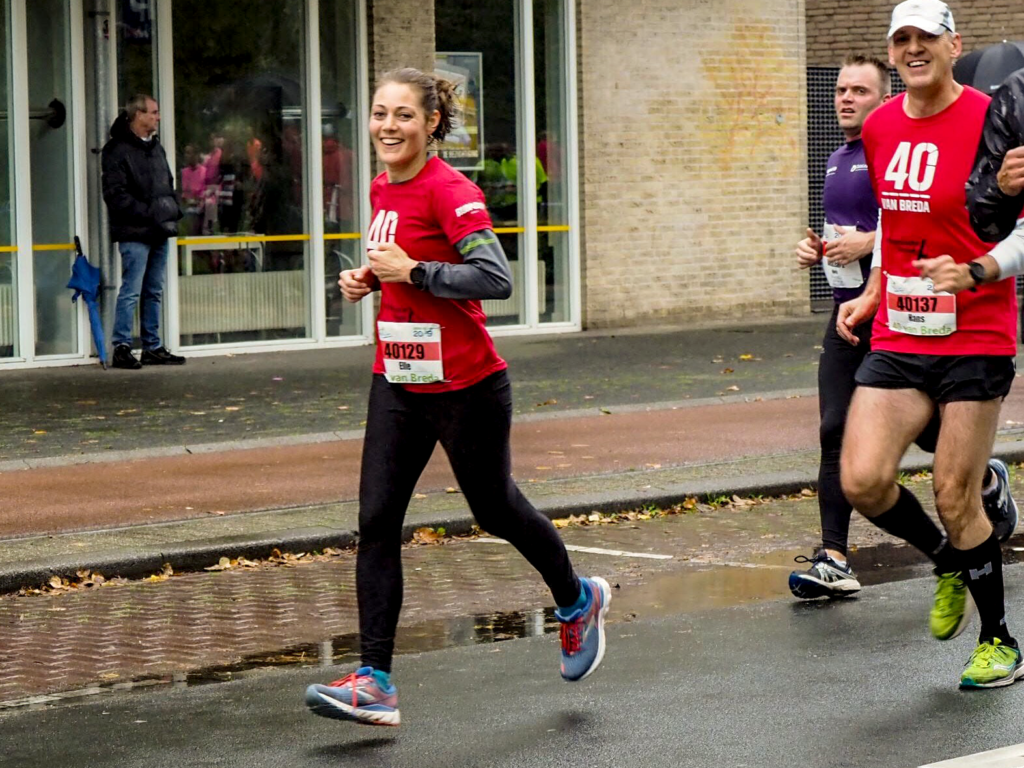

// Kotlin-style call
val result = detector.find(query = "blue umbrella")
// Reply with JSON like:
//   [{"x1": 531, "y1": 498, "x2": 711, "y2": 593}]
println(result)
[{"x1": 67, "y1": 236, "x2": 108, "y2": 369}]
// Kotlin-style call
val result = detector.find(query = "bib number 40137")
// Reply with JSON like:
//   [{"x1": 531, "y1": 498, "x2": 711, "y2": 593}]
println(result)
[{"x1": 884, "y1": 141, "x2": 939, "y2": 192}]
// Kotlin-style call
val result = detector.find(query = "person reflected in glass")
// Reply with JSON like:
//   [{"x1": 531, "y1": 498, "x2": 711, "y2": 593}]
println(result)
[{"x1": 180, "y1": 144, "x2": 206, "y2": 237}]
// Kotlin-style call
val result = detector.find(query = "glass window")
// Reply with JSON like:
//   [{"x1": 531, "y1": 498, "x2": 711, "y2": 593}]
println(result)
[
  {"x1": 28, "y1": 0, "x2": 77, "y2": 356},
  {"x1": 0, "y1": 0, "x2": 13, "y2": 359},
  {"x1": 319, "y1": 0, "x2": 362, "y2": 338},
  {"x1": 172, "y1": 0, "x2": 309, "y2": 347},
  {"x1": 534, "y1": 0, "x2": 571, "y2": 323},
  {"x1": 116, "y1": 0, "x2": 155, "y2": 105},
  {"x1": 435, "y1": 0, "x2": 526, "y2": 326}
]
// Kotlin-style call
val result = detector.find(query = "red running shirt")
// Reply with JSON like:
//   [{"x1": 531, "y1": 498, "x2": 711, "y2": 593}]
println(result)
[
  {"x1": 369, "y1": 156, "x2": 507, "y2": 392},
  {"x1": 862, "y1": 86, "x2": 1017, "y2": 355}
]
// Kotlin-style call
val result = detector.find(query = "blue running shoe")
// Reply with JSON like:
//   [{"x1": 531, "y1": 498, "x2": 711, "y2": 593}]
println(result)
[
  {"x1": 983, "y1": 459, "x2": 1018, "y2": 543},
  {"x1": 305, "y1": 667, "x2": 400, "y2": 726},
  {"x1": 556, "y1": 576, "x2": 611, "y2": 682}
]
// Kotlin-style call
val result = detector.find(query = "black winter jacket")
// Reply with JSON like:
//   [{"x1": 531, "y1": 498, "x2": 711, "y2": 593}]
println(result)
[
  {"x1": 966, "y1": 70, "x2": 1024, "y2": 243},
  {"x1": 101, "y1": 113, "x2": 182, "y2": 244}
]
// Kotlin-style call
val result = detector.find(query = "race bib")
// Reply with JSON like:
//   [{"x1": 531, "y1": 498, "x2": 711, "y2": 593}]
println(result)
[
  {"x1": 885, "y1": 274, "x2": 956, "y2": 337},
  {"x1": 377, "y1": 321, "x2": 445, "y2": 384},
  {"x1": 821, "y1": 223, "x2": 864, "y2": 289}
]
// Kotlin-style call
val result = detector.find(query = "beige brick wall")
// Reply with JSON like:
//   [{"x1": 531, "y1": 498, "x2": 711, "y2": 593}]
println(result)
[
  {"x1": 577, "y1": 0, "x2": 809, "y2": 328},
  {"x1": 369, "y1": 0, "x2": 434, "y2": 83},
  {"x1": 806, "y1": 0, "x2": 1024, "y2": 67}
]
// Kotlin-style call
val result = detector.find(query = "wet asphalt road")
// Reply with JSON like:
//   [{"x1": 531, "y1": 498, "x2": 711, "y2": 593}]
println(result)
[{"x1": 4, "y1": 564, "x2": 1024, "y2": 768}]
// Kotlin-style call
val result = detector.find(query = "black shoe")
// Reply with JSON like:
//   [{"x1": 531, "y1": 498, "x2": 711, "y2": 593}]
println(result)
[
  {"x1": 141, "y1": 347, "x2": 186, "y2": 366},
  {"x1": 788, "y1": 549, "x2": 861, "y2": 599},
  {"x1": 111, "y1": 344, "x2": 141, "y2": 370}
]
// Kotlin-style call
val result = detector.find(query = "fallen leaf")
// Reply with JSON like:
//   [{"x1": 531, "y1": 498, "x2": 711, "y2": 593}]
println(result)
[
  {"x1": 722, "y1": 368, "x2": 734, "y2": 374},
  {"x1": 739, "y1": 354, "x2": 754, "y2": 361},
  {"x1": 413, "y1": 493, "x2": 427, "y2": 499},
  {"x1": 413, "y1": 527, "x2": 442, "y2": 544},
  {"x1": 205, "y1": 557, "x2": 233, "y2": 572},
  {"x1": 445, "y1": 486, "x2": 461, "y2": 494},
  {"x1": 726, "y1": 385, "x2": 740, "y2": 392}
]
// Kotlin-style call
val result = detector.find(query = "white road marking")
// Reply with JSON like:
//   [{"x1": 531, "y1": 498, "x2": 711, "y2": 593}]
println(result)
[
  {"x1": 919, "y1": 743, "x2": 1024, "y2": 767},
  {"x1": 471, "y1": 538, "x2": 673, "y2": 560}
]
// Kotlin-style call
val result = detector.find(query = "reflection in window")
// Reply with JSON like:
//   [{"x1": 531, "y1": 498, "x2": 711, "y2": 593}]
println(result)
[
  {"x1": 320, "y1": 0, "x2": 361, "y2": 338},
  {"x1": 436, "y1": 0, "x2": 525, "y2": 326},
  {"x1": 0, "y1": 1, "x2": 13, "y2": 358},
  {"x1": 172, "y1": 0, "x2": 310, "y2": 346},
  {"x1": 534, "y1": 0, "x2": 571, "y2": 323},
  {"x1": 116, "y1": 0, "x2": 154, "y2": 106}
]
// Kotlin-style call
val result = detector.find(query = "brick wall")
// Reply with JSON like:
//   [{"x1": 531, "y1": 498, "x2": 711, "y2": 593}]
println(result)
[
  {"x1": 806, "y1": 0, "x2": 1024, "y2": 67},
  {"x1": 577, "y1": 0, "x2": 809, "y2": 328},
  {"x1": 369, "y1": 0, "x2": 434, "y2": 83}
]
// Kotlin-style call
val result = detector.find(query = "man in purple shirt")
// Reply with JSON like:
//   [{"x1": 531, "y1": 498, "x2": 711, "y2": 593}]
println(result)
[{"x1": 790, "y1": 54, "x2": 1017, "y2": 600}]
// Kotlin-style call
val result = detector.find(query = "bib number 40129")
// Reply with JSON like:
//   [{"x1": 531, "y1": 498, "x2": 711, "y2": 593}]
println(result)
[{"x1": 884, "y1": 141, "x2": 939, "y2": 192}]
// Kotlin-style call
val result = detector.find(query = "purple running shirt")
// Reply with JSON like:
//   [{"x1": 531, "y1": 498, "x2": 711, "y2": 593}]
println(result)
[{"x1": 821, "y1": 138, "x2": 878, "y2": 303}]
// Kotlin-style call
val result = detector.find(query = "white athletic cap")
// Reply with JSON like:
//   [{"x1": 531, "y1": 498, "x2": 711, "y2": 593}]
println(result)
[{"x1": 887, "y1": 0, "x2": 955, "y2": 38}]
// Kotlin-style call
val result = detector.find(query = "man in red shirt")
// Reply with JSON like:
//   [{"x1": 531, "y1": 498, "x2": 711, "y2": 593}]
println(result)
[{"x1": 837, "y1": 0, "x2": 1022, "y2": 689}]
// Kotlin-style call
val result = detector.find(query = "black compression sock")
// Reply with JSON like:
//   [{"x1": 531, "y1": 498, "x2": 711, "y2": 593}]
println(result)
[
  {"x1": 868, "y1": 485, "x2": 955, "y2": 570},
  {"x1": 959, "y1": 532, "x2": 1014, "y2": 644}
]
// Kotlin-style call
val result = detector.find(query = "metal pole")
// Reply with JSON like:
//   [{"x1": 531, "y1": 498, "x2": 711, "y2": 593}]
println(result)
[{"x1": 88, "y1": 0, "x2": 115, "y2": 359}]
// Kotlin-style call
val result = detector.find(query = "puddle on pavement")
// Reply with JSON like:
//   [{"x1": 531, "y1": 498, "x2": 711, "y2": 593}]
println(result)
[{"x1": 13, "y1": 540, "x2": 1024, "y2": 710}]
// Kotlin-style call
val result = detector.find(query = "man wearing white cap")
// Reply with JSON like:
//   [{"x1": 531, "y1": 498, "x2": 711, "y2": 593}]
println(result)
[{"x1": 836, "y1": 0, "x2": 1024, "y2": 688}]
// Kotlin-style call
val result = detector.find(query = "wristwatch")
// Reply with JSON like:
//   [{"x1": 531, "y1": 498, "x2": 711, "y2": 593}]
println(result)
[
  {"x1": 967, "y1": 260, "x2": 986, "y2": 287},
  {"x1": 410, "y1": 263, "x2": 426, "y2": 289}
]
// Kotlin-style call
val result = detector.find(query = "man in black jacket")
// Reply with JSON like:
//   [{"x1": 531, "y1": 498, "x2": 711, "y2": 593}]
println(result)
[
  {"x1": 101, "y1": 94, "x2": 185, "y2": 369},
  {"x1": 966, "y1": 69, "x2": 1024, "y2": 243}
]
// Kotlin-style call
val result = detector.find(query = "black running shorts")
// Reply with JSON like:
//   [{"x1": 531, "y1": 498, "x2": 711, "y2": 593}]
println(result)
[{"x1": 854, "y1": 350, "x2": 1016, "y2": 403}]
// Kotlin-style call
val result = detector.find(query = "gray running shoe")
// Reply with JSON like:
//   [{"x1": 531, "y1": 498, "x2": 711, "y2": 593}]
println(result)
[{"x1": 983, "y1": 459, "x2": 1018, "y2": 543}]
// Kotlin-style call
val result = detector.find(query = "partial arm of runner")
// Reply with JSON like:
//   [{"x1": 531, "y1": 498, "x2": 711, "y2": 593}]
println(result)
[
  {"x1": 836, "y1": 267, "x2": 881, "y2": 346},
  {"x1": 966, "y1": 72, "x2": 1024, "y2": 243},
  {"x1": 416, "y1": 230, "x2": 513, "y2": 300},
  {"x1": 366, "y1": 229, "x2": 512, "y2": 301},
  {"x1": 871, "y1": 215, "x2": 882, "y2": 270},
  {"x1": 913, "y1": 220, "x2": 1024, "y2": 293},
  {"x1": 339, "y1": 265, "x2": 380, "y2": 303},
  {"x1": 821, "y1": 225, "x2": 875, "y2": 267}
]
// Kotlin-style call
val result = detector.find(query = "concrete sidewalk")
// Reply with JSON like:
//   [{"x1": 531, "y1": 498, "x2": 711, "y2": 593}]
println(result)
[{"x1": 3, "y1": 315, "x2": 1024, "y2": 591}]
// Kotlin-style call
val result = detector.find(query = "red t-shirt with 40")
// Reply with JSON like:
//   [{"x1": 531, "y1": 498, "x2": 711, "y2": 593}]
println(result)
[
  {"x1": 369, "y1": 156, "x2": 508, "y2": 392},
  {"x1": 863, "y1": 86, "x2": 1017, "y2": 356}
]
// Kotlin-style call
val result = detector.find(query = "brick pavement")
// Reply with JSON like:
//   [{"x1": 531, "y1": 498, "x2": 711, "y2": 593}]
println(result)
[{"x1": 0, "y1": 491, "x2": 921, "y2": 709}]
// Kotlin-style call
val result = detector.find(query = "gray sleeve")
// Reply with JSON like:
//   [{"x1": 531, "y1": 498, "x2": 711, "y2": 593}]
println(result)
[{"x1": 417, "y1": 229, "x2": 513, "y2": 300}]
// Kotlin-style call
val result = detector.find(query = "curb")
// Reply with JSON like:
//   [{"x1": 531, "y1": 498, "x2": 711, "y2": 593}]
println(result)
[{"x1": 4, "y1": 442, "x2": 1024, "y2": 594}]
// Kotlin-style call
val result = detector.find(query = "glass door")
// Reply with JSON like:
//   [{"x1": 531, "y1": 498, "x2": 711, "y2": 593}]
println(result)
[
  {"x1": 0, "y1": 1, "x2": 15, "y2": 359},
  {"x1": 26, "y1": 0, "x2": 79, "y2": 357}
]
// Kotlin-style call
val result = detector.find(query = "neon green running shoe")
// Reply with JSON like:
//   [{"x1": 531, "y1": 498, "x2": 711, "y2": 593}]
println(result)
[
  {"x1": 960, "y1": 639, "x2": 1024, "y2": 689},
  {"x1": 930, "y1": 571, "x2": 975, "y2": 640}
]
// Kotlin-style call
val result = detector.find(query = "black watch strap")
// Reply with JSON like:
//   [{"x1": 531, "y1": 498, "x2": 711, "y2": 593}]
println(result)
[
  {"x1": 410, "y1": 263, "x2": 426, "y2": 289},
  {"x1": 968, "y1": 260, "x2": 986, "y2": 286}
]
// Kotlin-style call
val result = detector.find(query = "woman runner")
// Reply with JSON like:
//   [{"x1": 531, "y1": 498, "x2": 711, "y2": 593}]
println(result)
[{"x1": 304, "y1": 68, "x2": 610, "y2": 727}]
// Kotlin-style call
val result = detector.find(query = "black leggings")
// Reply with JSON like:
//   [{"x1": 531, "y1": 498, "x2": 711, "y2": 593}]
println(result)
[
  {"x1": 818, "y1": 306, "x2": 939, "y2": 556},
  {"x1": 356, "y1": 370, "x2": 581, "y2": 673}
]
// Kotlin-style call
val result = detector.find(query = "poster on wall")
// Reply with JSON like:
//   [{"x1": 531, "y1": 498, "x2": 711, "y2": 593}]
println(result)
[{"x1": 434, "y1": 52, "x2": 484, "y2": 171}]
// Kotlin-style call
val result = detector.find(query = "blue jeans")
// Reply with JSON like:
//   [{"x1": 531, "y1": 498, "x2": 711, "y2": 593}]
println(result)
[{"x1": 112, "y1": 240, "x2": 168, "y2": 349}]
